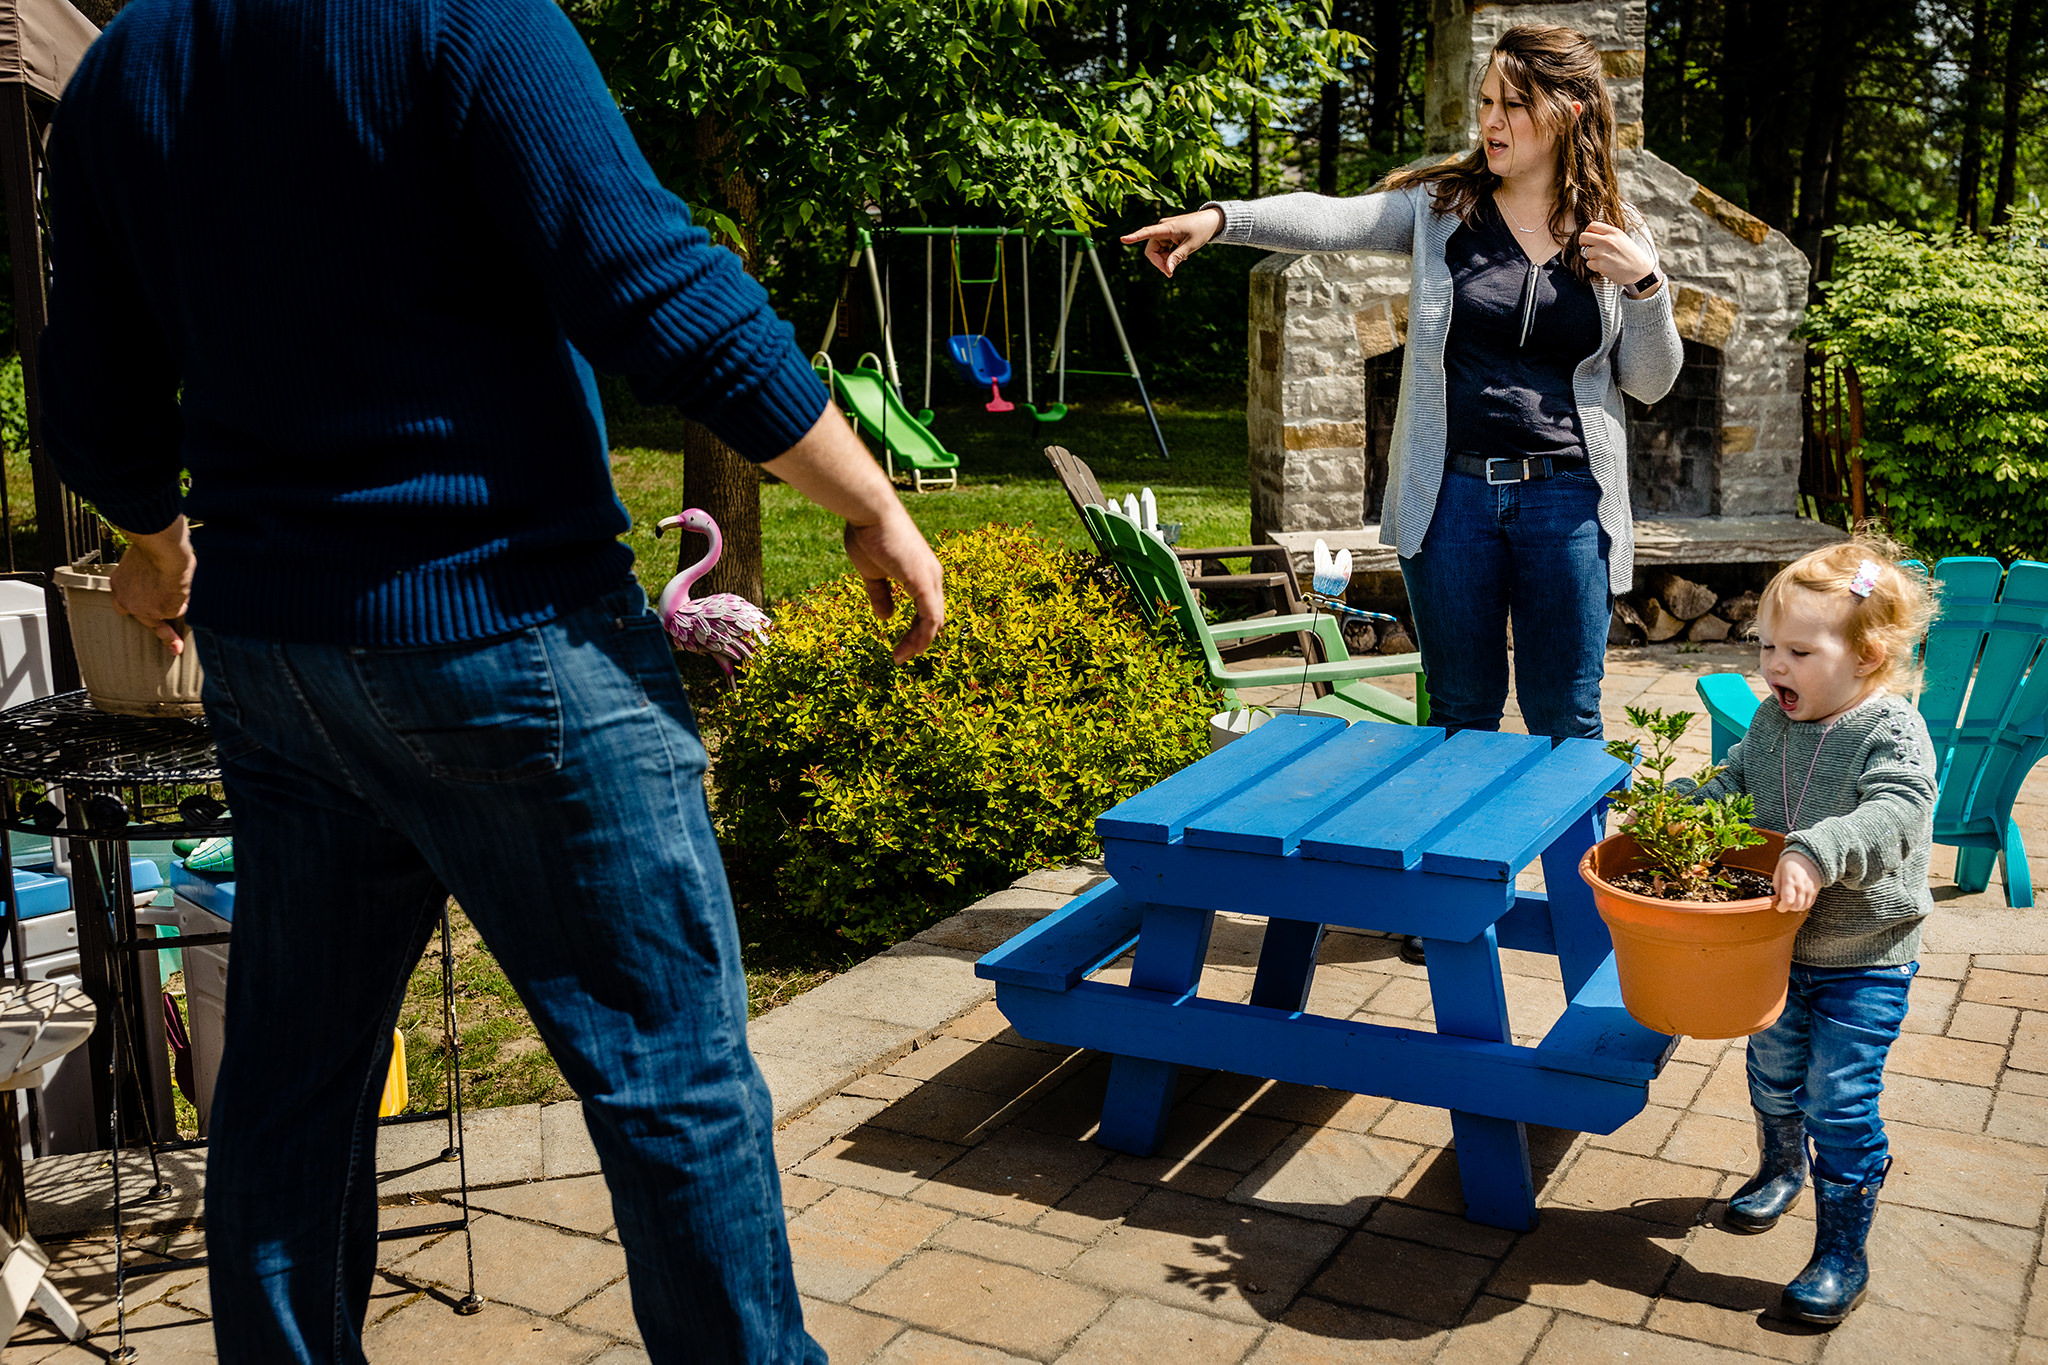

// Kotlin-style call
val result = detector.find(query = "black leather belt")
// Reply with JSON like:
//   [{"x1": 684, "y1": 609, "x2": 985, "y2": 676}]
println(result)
[{"x1": 1448, "y1": 452, "x2": 1586, "y2": 484}]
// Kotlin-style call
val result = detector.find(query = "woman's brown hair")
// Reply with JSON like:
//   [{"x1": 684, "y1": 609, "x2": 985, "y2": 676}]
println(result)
[{"x1": 1380, "y1": 24, "x2": 1628, "y2": 281}]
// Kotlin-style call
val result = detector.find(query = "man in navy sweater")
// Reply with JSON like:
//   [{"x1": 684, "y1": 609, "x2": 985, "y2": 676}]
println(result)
[{"x1": 38, "y1": 1, "x2": 943, "y2": 1360}]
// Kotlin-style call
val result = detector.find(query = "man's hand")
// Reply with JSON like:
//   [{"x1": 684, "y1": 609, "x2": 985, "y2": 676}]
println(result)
[
  {"x1": 762, "y1": 406, "x2": 945, "y2": 661},
  {"x1": 109, "y1": 516, "x2": 194, "y2": 655},
  {"x1": 1119, "y1": 207, "x2": 1225, "y2": 278},
  {"x1": 1773, "y1": 848, "x2": 1822, "y2": 914}
]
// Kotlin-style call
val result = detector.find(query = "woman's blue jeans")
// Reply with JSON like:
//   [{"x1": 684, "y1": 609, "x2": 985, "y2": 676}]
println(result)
[
  {"x1": 1399, "y1": 465, "x2": 1611, "y2": 741},
  {"x1": 1746, "y1": 962, "x2": 1917, "y2": 1186},
  {"x1": 193, "y1": 582, "x2": 820, "y2": 1365}
]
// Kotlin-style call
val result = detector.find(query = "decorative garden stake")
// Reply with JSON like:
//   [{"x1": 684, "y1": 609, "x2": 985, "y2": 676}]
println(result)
[{"x1": 655, "y1": 508, "x2": 772, "y2": 678}]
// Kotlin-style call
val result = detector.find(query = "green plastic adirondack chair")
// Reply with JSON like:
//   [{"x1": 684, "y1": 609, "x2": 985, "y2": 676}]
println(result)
[
  {"x1": 1085, "y1": 503, "x2": 1429, "y2": 725},
  {"x1": 1696, "y1": 556, "x2": 2048, "y2": 907}
]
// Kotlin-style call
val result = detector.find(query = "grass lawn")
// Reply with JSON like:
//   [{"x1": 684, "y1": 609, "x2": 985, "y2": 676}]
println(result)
[{"x1": 378, "y1": 380, "x2": 1259, "y2": 1113}]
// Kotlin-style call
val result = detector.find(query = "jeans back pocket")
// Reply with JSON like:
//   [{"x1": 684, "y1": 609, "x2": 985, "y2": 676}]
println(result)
[{"x1": 350, "y1": 629, "x2": 564, "y2": 784}]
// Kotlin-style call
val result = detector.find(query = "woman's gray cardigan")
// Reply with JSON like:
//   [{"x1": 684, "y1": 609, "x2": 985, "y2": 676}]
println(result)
[{"x1": 1209, "y1": 186, "x2": 1685, "y2": 595}]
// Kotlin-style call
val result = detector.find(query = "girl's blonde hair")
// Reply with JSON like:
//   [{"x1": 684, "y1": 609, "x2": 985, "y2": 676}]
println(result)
[{"x1": 1758, "y1": 529, "x2": 1939, "y2": 694}]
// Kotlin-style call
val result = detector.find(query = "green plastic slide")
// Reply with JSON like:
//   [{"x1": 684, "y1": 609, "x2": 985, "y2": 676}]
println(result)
[{"x1": 815, "y1": 354, "x2": 959, "y2": 491}]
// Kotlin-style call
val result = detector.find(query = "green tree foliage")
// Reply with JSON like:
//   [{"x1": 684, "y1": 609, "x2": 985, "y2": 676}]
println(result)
[
  {"x1": 705, "y1": 523, "x2": 1211, "y2": 946},
  {"x1": 572, "y1": 0, "x2": 1355, "y2": 244},
  {"x1": 1802, "y1": 210, "x2": 2048, "y2": 561}
]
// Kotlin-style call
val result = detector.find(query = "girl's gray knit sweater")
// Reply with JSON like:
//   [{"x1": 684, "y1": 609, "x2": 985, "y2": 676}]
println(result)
[{"x1": 1686, "y1": 690, "x2": 1936, "y2": 967}]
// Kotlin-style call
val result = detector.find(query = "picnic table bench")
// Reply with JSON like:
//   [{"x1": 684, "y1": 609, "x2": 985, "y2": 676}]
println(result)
[{"x1": 976, "y1": 715, "x2": 1679, "y2": 1230}]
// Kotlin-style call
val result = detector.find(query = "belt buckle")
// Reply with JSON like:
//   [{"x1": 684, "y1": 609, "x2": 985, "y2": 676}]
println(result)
[{"x1": 1485, "y1": 457, "x2": 1522, "y2": 485}]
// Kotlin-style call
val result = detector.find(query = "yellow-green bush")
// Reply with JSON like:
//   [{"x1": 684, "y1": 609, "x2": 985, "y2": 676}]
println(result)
[{"x1": 705, "y1": 523, "x2": 1210, "y2": 947}]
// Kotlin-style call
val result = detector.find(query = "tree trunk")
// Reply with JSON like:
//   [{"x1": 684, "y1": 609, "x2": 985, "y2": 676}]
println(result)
[
  {"x1": 1369, "y1": 0, "x2": 1406, "y2": 155},
  {"x1": 686, "y1": 111, "x2": 767, "y2": 607},
  {"x1": 1993, "y1": 0, "x2": 2033, "y2": 223},
  {"x1": 1745, "y1": 0, "x2": 1797, "y2": 228},
  {"x1": 1957, "y1": 0, "x2": 1992, "y2": 231},
  {"x1": 1673, "y1": 0, "x2": 1695, "y2": 138},
  {"x1": 1793, "y1": 0, "x2": 1852, "y2": 274},
  {"x1": 1318, "y1": 80, "x2": 1343, "y2": 194},
  {"x1": 1717, "y1": 0, "x2": 1751, "y2": 167},
  {"x1": 1248, "y1": 110, "x2": 1262, "y2": 197}
]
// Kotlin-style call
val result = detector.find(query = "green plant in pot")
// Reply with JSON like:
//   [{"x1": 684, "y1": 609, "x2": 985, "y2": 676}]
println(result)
[{"x1": 1580, "y1": 706, "x2": 1806, "y2": 1040}]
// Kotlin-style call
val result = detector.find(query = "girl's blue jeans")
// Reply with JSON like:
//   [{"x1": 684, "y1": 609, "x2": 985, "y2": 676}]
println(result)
[
  {"x1": 1746, "y1": 961, "x2": 1918, "y2": 1186},
  {"x1": 1398, "y1": 464, "x2": 1611, "y2": 742},
  {"x1": 193, "y1": 581, "x2": 820, "y2": 1365}
]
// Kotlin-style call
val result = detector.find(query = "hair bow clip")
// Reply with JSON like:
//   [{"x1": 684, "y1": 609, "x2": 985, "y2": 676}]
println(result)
[{"x1": 1849, "y1": 559, "x2": 1882, "y2": 598}]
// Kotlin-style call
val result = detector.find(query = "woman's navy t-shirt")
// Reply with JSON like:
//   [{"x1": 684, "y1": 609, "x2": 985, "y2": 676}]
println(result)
[{"x1": 1443, "y1": 196, "x2": 1603, "y2": 466}]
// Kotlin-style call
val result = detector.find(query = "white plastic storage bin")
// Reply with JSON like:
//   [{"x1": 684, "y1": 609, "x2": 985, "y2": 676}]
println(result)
[
  {"x1": 0, "y1": 578, "x2": 54, "y2": 713},
  {"x1": 170, "y1": 861, "x2": 233, "y2": 1136},
  {"x1": 7, "y1": 859, "x2": 173, "y2": 1157}
]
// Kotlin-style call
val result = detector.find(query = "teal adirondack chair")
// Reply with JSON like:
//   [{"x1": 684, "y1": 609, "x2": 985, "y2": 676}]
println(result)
[
  {"x1": 1697, "y1": 557, "x2": 2048, "y2": 907},
  {"x1": 1085, "y1": 503, "x2": 1429, "y2": 726}
]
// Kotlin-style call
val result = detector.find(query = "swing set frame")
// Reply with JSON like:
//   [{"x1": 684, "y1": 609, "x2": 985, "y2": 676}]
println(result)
[{"x1": 817, "y1": 226, "x2": 1170, "y2": 461}]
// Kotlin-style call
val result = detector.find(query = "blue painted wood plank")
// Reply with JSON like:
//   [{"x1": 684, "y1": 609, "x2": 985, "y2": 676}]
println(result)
[
  {"x1": 1424, "y1": 924, "x2": 1511, "y2": 1043},
  {"x1": 975, "y1": 880, "x2": 1142, "y2": 991},
  {"x1": 1297, "y1": 730, "x2": 1552, "y2": 869},
  {"x1": 1184, "y1": 723, "x2": 1441, "y2": 855},
  {"x1": 1448, "y1": 1113, "x2": 1538, "y2": 1230},
  {"x1": 1096, "y1": 713, "x2": 1347, "y2": 844},
  {"x1": 1494, "y1": 892, "x2": 1557, "y2": 957},
  {"x1": 994, "y1": 980, "x2": 1655, "y2": 1133},
  {"x1": 1538, "y1": 803, "x2": 1613, "y2": 999},
  {"x1": 1104, "y1": 840, "x2": 1518, "y2": 945},
  {"x1": 1131, "y1": 904, "x2": 1215, "y2": 994},
  {"x1": 1249, "y1": 918, "x2": 1325, "y2": 1011},
  {"x1": 1099, "y1": 1056, "x2": 1180, "y2": 1154},
  {"x1": 1534, "y1": 953, "x2": 1678, "y2": 1080},
  {"x1": 1419, "y1": 739, "x2": 1631, "y2": 881}
]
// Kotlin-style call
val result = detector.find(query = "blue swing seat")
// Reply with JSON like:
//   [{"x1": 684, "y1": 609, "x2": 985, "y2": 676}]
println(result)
[{"x1": 947, "y1": 334, "x2": 1011, "y2": 388}]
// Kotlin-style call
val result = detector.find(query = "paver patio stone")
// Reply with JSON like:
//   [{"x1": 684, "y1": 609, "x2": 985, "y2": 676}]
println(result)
[
  {"x1": 1371, "y1": 1102, "x2": 1456, "y2": 1148},
  {"x1": 786, "y1": 1186, "x2": 956, "y2": 1302},
  {"x1": 793, "y1": 1125, "x2": 968, "y2": 1197},
  {"x1": 19, "y1": 1297, "x2": 219, "y2": 1365},
  {"x1": 1545, "y1": 1146, "x2": 1728, "y2": 1227},
  {"x1": 866, "y1": 1080, "x2": 1021, "y2": 1146},
  {"x1": 1064, "y1": 1187, "x2": 1346, "y2": 1325},
  {"x1": 1146, "y1": 1102, "x2": 1298, "y2": 1174},
  {"x1": 1588, "y1": 1103, "x2": 1686, "y2": 1157},
  {"x1": 1433, "y1": 1297, "x2": 1553, "y2": 1365},
  {"x1": 1642, "y1": 1297, "x2": 1825, "y2": 1363},
  {"x1": 1030, "y1": 1174, "x2": 1149, "y2": 1242},
  {"x1": 1486, "y1": 1207, "x2": 1690, "y2": 1323},
  {"x1": 1990, "y1": 1088, "x2": 2048, "y2": 1144},
  {"x1": 911, "y1": 1039, "x2": 1078, "y2": 1098},
  {"x1": 586, "y1": 1349, "x2": 650, "y2": 1365},
  {"x1": 1228, "y1": 1126, "x2": 1426, "y2": 1225},
  {"x1": 1884, "y1": 1121, "x2": 2048, "y2": 1224},
  {"x1": 1947, "y1": 1000, "x2": 2020, "y2": 1044},
  {"x1": 845, "y1": 1071, "x2": 929, "y2": 1102},
  {"x1": 869, "y1": 1328, "x2": 1038, "y2": 1363},
  {"x1": 850, "y1": 1250, "x2": 1112, "y2": 1357},
  {"x1": 1918, "y1": 953, "x2": 1970, "y2": 979},
  {"x1": 778, "y1": 1093, "x2": 896, "y2": 1167},
  {"x1": 1901, "y1": 973, "x2": 1961, "y2": 1034},
  {"x1": 1967, "y1": 969, "x2": 2048, "y2": 1015},
  {"x1": 932, "y1": 1214, "x2": 1086, "y2": 1273},
  {"x1": 887, "y1": 1035, "x2": 985, "y2": 1081},
  {"x1": 1051, "y1": 1294, "x2": 1262, "y2": 1364},
  {"x1": 1361, "y1": 1201, "x2": 1519, "y2": 1259},
  {"x1": 2002, "y1": 1067, "x2": 2048, "y2": 1097},
  {"x1": 1305, "y1": 1228, "x2": 1495, "y2": 1326},
  {"x1": 375, "y1": 1103, "x2": 543, "y2": 1195},
  {"x1": 1366, "y1": 976, "x2": 1435, "y2": 1019},
  {"x1": 1690, "y1": 1054, "x2": 1757, "y2": 1121},
  {"x1": 800, "y1": 1296, "x2": 905, "y2": 1363},
  {"x1": 1978, "y1": 955, "x2": 2048, "y2": 975},
  {"x1": 1887, "y1": 1031, "x2": 2007, "y2": 1087},
  {"x1": 1189, "y1": 1073, "x2": 1395, "y2": 1135},
  {"x1": 1649, "y1": 1060, "x2": 1713, "y2": 1109},
  {"x1": 1660, "y1": 1112, "x2": 1758, "y2": 1174},
  {"x1": 1238, "y1": 1296, "x2": 1447, "y2": 1363},
  {"x1": 358, "y1": 1292, "x2": 616, "y2": 1363},
  {"x1": 388, "y1": 1211, "x2": 627, "y2": 1317},
  {"x1": 564, "y1": 1277, "x2": 638, "y2": 1342},
  {"x1": 2013, "y1": 1011, "x2": 2048, "y2": 1073},
  {"x1": 1525, "y1": 1313, "x2": 1769, "y2": 1363},
  {"x1": 1860, "y1": 1201, "x2": 2033, "y2": 1329},
  {"x1": 1805, "y1": 1298, "x2": 2016, "y2": 1363},
  {"x1": 540, "y1": 1102, "x2": 603, "y2": 1179},
  {"x1": 1663, "y1": 1219, "x2": 1818, "y2": 1309},
  {"x1": 459, "y1": 1172, "x2": 616, "y2": 1236},
  {"x1": 913, "y1": 1123, "x2": 1110, "y2": 1222},
  {"x1": 1879, "y1": 1073, "x2": 1993, "y2": 1133},
  {"x1": 1099, "y1": 1152, "x2": 1246, "y2": 1199}
]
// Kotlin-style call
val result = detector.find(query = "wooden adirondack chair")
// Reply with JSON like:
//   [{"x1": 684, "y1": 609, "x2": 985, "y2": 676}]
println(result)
[
  {"x1": 1087, "y1": 503, "x2": 1429, "y2": 725},
  {"x1": 1696, "y1": 556, "x2": 2048, "y2": 907}
]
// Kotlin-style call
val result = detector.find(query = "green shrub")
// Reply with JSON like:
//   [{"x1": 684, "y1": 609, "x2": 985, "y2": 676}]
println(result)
[
  {"x1": 705, "y1": 523, "x2": 1212, "y2": 947},
  {"x1": 0, "y1": 352, "x2": 25, "y2": 456},
  {"x1": 1804, "y1": 210, "x2": 2048, "y2": 562}
]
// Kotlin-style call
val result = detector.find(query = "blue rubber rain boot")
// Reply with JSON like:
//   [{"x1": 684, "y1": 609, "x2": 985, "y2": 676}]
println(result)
[
  {"x1": 1724, "y1": 1108, "x2": 1809, "y2": 1232},
  {"x1": 1781, "y1": 1161, "x2": 1887, "y2": 1325}
]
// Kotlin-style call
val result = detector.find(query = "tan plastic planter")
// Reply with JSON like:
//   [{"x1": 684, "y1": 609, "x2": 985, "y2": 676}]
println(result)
[
  {"x1": 53, "y1": 559, "x2": 204, "y2": 717},
  {"x1": 1580, "y1": 829, "x2": 1807, "y2": 1040}
]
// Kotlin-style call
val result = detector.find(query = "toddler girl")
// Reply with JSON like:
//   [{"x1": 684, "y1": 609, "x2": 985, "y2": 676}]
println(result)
[{"x1": 1684, "y1": 536, "x2": 1938, "y2": 1326}]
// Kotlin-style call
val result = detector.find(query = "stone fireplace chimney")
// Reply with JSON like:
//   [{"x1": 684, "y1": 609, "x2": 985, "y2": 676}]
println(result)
[{"x1": 1251, "y1": 0, "x2": 1838, "y2": 577}]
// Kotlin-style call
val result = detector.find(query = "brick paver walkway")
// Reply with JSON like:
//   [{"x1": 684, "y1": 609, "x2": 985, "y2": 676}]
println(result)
[{"x1": 12, "y1": 644, "x2": 2048, "y2": 1363}]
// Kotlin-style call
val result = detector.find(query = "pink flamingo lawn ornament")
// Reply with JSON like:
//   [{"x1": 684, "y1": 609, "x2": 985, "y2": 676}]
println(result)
[{"x1": 654, "y1": 508, "x2": 771, "y2": 678}]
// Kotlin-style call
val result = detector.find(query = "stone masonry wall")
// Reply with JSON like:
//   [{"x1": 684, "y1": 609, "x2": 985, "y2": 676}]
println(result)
[{"x1": 1246, "y1": 0, "x2": 1810, "y2": 545}]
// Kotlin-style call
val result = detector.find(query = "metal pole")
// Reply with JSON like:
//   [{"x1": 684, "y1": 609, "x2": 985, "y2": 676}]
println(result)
[
  {"x1": 1052, "y1": 248, "x2": 1083, "y2": 408},
  {"x1": 1021, "y1": 236, "x2": 1034, "y2": 408},
  {"x1": 921, "y1": 236, "x2": 933, "y2": 415},
  {"x1": 864, "y1": 244, "x2": 903, "y2": 397},
  {"x1": 1085, "y1": 243, "x2": 1169, "y2": 461},
  {"x1": 817, "y1": 246, "x2": 862, "y2": 356}
]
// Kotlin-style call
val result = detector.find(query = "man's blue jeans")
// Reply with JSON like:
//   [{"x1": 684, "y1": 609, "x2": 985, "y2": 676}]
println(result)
[
  {"x1": 1746, "y1": 962, "x2": 1917, "y2": 1186},
  {"x1": 1399, "y1": 465, "x2": 1611, "y2": 741},
  {"x1": 193, "y1": 582, "x2": 820, "y2": 1365}
]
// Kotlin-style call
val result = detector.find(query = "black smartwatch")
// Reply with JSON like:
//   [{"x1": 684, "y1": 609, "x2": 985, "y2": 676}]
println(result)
[{"x1": 1628, "y1": 270, "x2": 1660, "y2": 297}]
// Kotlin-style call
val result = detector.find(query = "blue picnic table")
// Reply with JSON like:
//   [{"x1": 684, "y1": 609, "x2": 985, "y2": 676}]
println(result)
[{"x1": 975, "y1": 714, "x2": 1679, "y2": 1231}]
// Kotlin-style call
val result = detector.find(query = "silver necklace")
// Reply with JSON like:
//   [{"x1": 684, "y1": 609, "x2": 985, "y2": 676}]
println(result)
[
  {"x1": 1781, "y1": 716, "x2": 1846, "y2": 831},
  {"x1": 1497, "y1": 195, "x2": 1547, "y2": 235}
]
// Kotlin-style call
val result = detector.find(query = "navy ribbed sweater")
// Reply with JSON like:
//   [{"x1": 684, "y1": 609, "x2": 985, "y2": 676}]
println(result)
[{"x1": 39, "y1": 0, "x2": 828, "y2": 646}]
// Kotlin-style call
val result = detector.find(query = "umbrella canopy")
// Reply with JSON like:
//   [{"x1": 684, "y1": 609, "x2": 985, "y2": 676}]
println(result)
[{"x1": 0, "y1": 0, "x2": 96, "y2": 102}]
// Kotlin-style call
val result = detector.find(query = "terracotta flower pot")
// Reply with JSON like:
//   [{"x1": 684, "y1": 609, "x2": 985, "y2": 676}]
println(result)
[
  {"x1": 54, "y1": 559, "x2": 205, "y2": 718},
  {"x1": 1579, "y1": 829, "x2": 1807, "y2": 1040}
]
